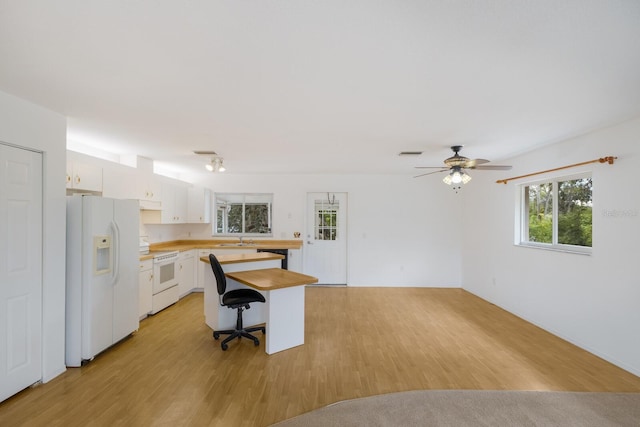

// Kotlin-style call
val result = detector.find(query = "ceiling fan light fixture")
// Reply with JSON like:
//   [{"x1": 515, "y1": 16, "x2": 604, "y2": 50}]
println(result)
[{"x1": 443, "y1": 168, "x2": 471, "y2": 187}]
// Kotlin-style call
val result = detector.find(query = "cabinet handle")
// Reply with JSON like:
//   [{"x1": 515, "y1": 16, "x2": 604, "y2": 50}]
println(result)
[
  {"x1": 75, "y1": 175, "x2": 81, "y2": 184},
  {"x1": 66, "y1": 174, "x2": 71, "y2": 183}
]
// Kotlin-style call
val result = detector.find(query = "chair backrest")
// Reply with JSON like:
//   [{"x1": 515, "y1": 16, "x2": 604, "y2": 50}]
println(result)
[{"x1": 209, "y1": 253, "x2": 226, "y2": 296}]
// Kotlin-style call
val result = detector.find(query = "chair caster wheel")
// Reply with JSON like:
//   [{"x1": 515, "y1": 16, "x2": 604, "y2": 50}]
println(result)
[
  {"x1": 221, "y1": 342, "x2": 228, "y2": 351},
  {"x1": 254, "y1": 340, "x2": 259, "y2": 347},
  {"x1": 213, "y1": 332, "x2": 220, "y2": 340}
]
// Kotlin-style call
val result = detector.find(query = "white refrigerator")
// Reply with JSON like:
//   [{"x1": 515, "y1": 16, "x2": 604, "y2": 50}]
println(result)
[{"x1": 66, "y1": 195, "x2": 140, "y2": 367}]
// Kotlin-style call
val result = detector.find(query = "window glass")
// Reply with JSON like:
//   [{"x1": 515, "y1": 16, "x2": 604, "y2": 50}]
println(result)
[
  {"x1": 520, "y1": 175, "x2": 592, "y2": 252},
  {"x1": 314, "y1": 200, "x2": 339, "y2": 241},
  {"x1": 558, "y1": 178, "x2": 592, "y2": 247},
  {"x1": 213, "y1": 193, "x2": 273, "y2": 236},
  {"x1": 525, "y1": 183, "x2": 553, "y2": 244}
]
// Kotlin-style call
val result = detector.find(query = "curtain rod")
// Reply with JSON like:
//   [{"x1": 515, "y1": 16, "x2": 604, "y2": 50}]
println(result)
[{"x1": 496, "y1": 156, "x2": 616, "y2": 185}]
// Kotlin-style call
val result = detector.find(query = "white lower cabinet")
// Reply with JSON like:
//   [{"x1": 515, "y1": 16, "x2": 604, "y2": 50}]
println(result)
[
  {"x1": 139, "y1": 259, "x2": 153, "y2": 319},
  {"x1": 288, "y1": 249, "x2": 302, "y2": 273},
  {"x1": 178, "y1": 250, "x2": 196, "y2": 297},
  {"x1": 197, "y1": 250, "x2": 211, "y2": 290}
]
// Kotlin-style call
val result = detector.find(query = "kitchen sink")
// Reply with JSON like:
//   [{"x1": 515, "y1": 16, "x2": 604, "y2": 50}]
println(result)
[{"x1": 217, "y1": 243, "x2": 257, "y2": 247}]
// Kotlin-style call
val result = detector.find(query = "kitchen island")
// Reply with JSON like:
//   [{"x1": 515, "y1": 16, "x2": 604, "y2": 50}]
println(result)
[{"x1": 200, "y1": 253, "x2": 318, "y2": 354}]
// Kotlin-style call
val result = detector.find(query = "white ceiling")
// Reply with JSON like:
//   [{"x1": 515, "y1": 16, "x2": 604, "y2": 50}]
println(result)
[{"x1": 1, "y1": 0, "x2": 639, "y2": 180}]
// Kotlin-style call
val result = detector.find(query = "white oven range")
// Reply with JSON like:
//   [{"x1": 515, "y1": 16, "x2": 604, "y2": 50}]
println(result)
[{"x1": 151, "y1": 251, "x2": 179, "y2": 314}]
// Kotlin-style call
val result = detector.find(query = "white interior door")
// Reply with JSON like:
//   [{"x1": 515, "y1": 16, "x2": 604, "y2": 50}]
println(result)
[
  {"x1": 0, "y1": 143, "x2": 43, "y2": 402},
  {"x1": 304, "y1": 192, "x2": 347, "y2": 284}
]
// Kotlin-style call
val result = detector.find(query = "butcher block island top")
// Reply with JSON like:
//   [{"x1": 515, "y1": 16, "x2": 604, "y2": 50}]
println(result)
[{"x1": 225, "y1": 268, "x2": 318, "y2": 291}]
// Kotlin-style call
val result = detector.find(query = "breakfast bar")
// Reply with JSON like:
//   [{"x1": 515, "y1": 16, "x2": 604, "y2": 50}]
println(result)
[{"x1": 200, "y1": 253, "x2": 318, "y2": 354}]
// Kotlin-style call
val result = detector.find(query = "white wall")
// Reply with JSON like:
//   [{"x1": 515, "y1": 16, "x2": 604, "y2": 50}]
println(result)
[
  {"x1": 0, "y1": 91, "x2": 67, "y2": 382},
  {"x1": 185, "y1": 173, "x2": 464, "y2": 287},
  {"x1": 461, "y1": 116, "x2": 640, "y2": 376}
]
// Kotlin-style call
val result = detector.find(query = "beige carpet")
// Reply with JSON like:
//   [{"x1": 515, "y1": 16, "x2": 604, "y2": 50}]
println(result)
[{"x1": 271, "y1": 390, "x2": 640, "y2": 426}]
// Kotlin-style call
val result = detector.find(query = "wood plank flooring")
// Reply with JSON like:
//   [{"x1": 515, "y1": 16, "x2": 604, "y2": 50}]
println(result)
[{"x1": 1, "y1": 287, "x2": 639, "y2": 426}]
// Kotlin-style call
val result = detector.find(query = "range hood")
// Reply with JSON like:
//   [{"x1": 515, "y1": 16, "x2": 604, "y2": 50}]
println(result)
[{"x1": 139, "y1": 200, "x2": 161, "y2": 210}]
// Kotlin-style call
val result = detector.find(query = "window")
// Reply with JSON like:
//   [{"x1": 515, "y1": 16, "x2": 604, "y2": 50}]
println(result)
[
  {"x1": 520, "y1": 174, "x2": 592, "y2": 253},
  {"x1": 214, "y1": 193, "x2": 273, "y2": 236}
]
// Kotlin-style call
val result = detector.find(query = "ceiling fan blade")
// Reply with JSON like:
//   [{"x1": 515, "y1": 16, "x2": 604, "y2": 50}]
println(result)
[
  {"x1": 413, "y1": 169, "x2": 448, "y2": 178},
  {"x1": 415, "y1": 166, "x2": 448, "y2": 169},
  {"x1": 474, "y1": 165, "x2": 513, "y2": 170},
  {"x1": 465, "y1": 158, "x2": 490, "y2": 168}
]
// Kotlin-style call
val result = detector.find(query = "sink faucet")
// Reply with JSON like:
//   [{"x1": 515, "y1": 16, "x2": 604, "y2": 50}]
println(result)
[{"x1": 239, "y1": 236, "x2": 244, "y2": 245}]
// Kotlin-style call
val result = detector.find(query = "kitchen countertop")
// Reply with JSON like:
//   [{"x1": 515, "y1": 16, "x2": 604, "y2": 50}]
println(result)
[
  {"x1": 150, "y1": 239, "x2": 303, "y2": 252},
  {"x1": 140, "y1": 239, "x2": 303, "y2": 261}
]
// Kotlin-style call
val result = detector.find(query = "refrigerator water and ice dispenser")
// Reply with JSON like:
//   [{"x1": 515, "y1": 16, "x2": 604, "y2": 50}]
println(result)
[{"x1": 93, "y1": 235, "x2": 112, "y2": 275}]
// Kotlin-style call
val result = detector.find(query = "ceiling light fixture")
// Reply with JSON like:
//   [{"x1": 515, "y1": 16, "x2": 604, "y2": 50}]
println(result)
[
  {"x1": 206, "y1": 156, "x2": 225, "y2": 173},
  {"x1": 442, "y1": 166, "x2": 471, "y2": 191},
  {"x1": 193, "y1": 150, "x2": 226, "y2": 173}
]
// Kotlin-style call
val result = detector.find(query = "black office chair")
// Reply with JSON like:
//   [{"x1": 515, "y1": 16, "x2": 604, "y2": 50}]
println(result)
[{"x1": 209, "y1": 254, "x2": 266, "y2": 350}]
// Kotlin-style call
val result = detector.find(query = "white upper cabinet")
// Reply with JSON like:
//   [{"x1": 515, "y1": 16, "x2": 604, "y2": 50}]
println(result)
[
  {"x1": 143, "y1": 181, "x2": 188, "y2": 224},
  {"x1": 165, "y1": 183, "x2": 187, "y2": 223},
  {"x1": 66, "y1": 155, "x2": 103, "y2": 192},
  {"x1": 137, "y1": 176, "x2": 162, "y2": 202},
  {"x1": 187, "y1": 186, "x2": 211, "y2": 223},
  {"x1": 102, "y1": 163, "x2": 138, "y2": 199}
]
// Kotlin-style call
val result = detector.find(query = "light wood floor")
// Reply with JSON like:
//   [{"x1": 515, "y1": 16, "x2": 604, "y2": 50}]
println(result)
[{"x1": 1, "y1": 287, "x2": 639, "y2": 426}]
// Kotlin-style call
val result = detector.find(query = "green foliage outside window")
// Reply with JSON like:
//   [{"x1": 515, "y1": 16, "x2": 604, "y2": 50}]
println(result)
[
  {"x1": 214, "y1": 193, "x2": 272, "y2": 235},
  {"x1": 558, "y1": 178, "x2": 592, "y2": 247},
  {"x1": 525, "y1": 177, "x2": 592, "y2": 248}
]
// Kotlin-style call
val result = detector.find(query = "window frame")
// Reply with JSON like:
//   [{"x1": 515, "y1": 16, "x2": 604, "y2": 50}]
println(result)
[
  {"x1": 213, "y1": 193, "x2": 273, "y2": 237},
  {"x1": 517, "y1": 172, "x2": 592, "y2": 255}
]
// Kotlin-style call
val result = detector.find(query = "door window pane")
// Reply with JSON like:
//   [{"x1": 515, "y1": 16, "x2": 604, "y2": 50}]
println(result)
[{"x1": 315, "y1": 200, "x2": 339, "y2": 241}]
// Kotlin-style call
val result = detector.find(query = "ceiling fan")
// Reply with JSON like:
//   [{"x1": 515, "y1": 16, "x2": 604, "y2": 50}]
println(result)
[{"x1": 414, "y1": 145, "x2": 512, "y2": 189}]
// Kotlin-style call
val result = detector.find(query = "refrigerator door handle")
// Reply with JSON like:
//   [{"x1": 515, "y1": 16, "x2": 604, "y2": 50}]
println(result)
[{"x1": 109, "y1": 221, "x2": 120, "y2": 286}]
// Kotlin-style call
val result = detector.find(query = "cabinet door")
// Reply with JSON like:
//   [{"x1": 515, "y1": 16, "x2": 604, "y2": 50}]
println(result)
[
  {"x1": 174, "y1": 186, "x2": 188, "y2": 223},
  {"x1": 187, "y1": 187, "x2": 211, "y2": 223},
  {"x1": 160, "y1": 183, "x2": 176, "y2": 223},
  {"x1": 178, "y1": 251, "x2": 195, "y2": 297},
  {"x1": 138, "y1": 176, "x2": 161, "y2": 201},
  {"x1": 197, "y1": 250, "x2": 210, "y2": 289},
  {"x1": 160, "y1": 183, "x2": 187, "y2": 224},
  {"x1": 73, "y1": 162, "x2": 103, "y2": 192},
  {"x1": 102, "y1": 164, "x2": 137, "y2": 199},
  {"x1": 138, "y1": 266, "x2": 153, "y2": 318},
  {"x1": 288, "y1": 249, "x2": 302, "y2": 273},
  {"x1": 67, "y1": 161, "x2": 103, "y2": 192}
]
